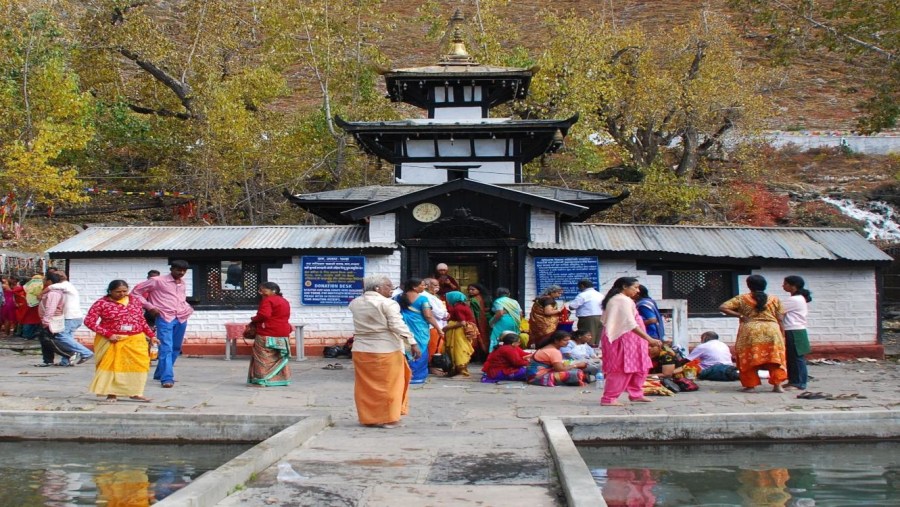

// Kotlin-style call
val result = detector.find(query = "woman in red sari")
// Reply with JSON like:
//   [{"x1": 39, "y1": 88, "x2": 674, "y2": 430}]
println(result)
[
  {"x1": 248, "y1": 282, "x2": 292, "y2": 387},
  {"x1": 85, "y1": 280, "x2": 157, "y2": 403},
  {"x1": 599, "y1": 277, "x2": 661, "y2": 406}
]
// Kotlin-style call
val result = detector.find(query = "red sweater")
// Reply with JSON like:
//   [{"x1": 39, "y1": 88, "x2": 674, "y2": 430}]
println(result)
[
  {"x1": 250, "y1": 295, "x2": 292, "y2": 336},
  {"x1": 482, "y1": 344, "x2": 529, "y2": 377}
]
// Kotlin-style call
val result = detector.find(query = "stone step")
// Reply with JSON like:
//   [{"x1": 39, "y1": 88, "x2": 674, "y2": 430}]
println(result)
[{"x1": 0, "y1": 337, "x2": 42, "y2": 354}]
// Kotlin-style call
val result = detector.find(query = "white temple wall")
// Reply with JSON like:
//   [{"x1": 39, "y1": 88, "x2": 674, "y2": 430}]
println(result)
[
  {"x1": 523, "y1": 257, "x2": 878, "y2": 349},
  {"x1": 398, "y1": 161, "x2": 515, "y2": 184},
  {"x1": 66, "y1": 252, "x2": 404, "y2": 348}
]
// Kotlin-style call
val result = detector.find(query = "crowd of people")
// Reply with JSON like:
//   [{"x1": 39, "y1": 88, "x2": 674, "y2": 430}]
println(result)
[
  {"x1": 348, "y1": 265, "x2": 813, "y2": 427},
  {"x1": 3, "y1": 260, "x2": 811, "y2": 426}
]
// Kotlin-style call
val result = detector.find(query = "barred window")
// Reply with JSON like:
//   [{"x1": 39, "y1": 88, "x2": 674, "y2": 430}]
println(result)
[
  {"x1": 663, "y1": 270, "x2": 735, "y2": 316},
  {"x1": 187, "y1": 260, "x2": 264, "y2": 309}
]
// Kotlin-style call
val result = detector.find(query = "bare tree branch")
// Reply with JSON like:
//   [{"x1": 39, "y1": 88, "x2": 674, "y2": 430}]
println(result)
[
  {"x1": 767, "y1": 0, "x2": 895, "y2": 60},
  {"x1": 125, "y1": 102, "x2": 193, "y2": 120},
  {"x1": 117, "y1": 47, "x2": 197, "y2": 118}
]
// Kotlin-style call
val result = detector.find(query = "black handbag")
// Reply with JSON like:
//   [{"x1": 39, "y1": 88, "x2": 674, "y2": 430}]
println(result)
[
  {"x1": 660, "y1": 377, "x2": 681, "y2": 393},
  {"x1": 429, "y1": 335, "x2": 452, "y2": 373}
]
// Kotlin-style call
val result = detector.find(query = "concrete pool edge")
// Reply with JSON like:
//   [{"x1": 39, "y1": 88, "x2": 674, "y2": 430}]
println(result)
[
  {"x1": 541, "y1": 410, "x2": 900, "y2": 507},
  {"x1": 0, "y1": 411, "x2": 309, "y2": 442},
  {"x1": 541, "y1": 417, "x2": 607, "y2": 507},
  {"x1": 157, "y1": 414, "x2": 331, "y2": 507},
  {"x1": 0, "y1": 411, "x2": 332, "y2": 507}
]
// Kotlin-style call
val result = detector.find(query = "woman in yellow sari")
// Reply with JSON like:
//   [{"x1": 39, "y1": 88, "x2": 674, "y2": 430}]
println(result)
[
  {"x1": 443, "y1": 291, "x2": 476, "y2": 376},
  {"x1": 719, "y1": 274, "x2": 788, "y2": 392},
  {"x1": 85, "y1": 280, "x2": 158, "y2": 403}
]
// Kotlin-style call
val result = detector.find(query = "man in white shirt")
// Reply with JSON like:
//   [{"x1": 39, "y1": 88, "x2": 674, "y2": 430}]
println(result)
[
  {"x1": 422, "y1": 278, "x2": 449, "y2": 330},
  {"x1": 687, "y1": 331, "x2": 739, "y2": 381},
  {"x1": 422, "y1": 278, "x2": 449, "y2": 373},
  {"x1": 567, "y1": 279, "x2": 603, "y2": 346},
  {"x1": 42, "y1": 272, "x2": 92, "y2": 366}
]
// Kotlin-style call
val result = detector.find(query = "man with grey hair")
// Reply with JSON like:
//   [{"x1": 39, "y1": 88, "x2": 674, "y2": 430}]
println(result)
[
  {"x1": 567, "y1": 278, "x2": 603, "y2": 347},
  {"x1": 422, "y1": 278, "x2": 449, "y2": 374},
  {"x1": 349, "y1": 275, "x2": 419, "y2": 429}
]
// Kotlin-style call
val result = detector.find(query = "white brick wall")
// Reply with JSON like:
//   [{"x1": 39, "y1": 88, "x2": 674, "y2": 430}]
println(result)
[
  {"x1": 368, "y1": 213, "x2": 396, "y2": 243},
  {"x1": 67, "y1": 254, "x2": 878, "y2": 349},
  {"x1": 524, "y1": 257, "x2": 878, "y2": 347},
  {"x1": 529, "y1": 209, "x2": 556, "y2": 243},
  {"x1": 68, "y1": 252, "x2": 403, "y2": 341}
]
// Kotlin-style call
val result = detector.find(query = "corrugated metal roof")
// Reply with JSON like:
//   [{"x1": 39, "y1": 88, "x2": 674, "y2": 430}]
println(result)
[
  {"x1": 530, "y1": 223, "x2": 893, "y2": 262},
  {"x1": 46, "y1": 226, "x2": 394, "y2": 254}
]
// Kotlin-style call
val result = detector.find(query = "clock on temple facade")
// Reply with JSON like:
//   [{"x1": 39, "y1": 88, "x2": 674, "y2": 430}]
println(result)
[{"x1": 287, "y1": 9, "x2": 626, "y2": 300}]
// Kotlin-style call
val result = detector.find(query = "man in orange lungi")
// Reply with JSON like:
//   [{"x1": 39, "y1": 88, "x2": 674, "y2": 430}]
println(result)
[{"x1": 349, "y1": 275, "x2": 420, "y2": 429}]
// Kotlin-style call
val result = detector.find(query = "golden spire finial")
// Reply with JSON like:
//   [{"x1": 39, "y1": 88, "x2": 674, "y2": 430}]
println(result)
[{"x1": 440, "y1": 9, "x2": 475, "y2": 65}]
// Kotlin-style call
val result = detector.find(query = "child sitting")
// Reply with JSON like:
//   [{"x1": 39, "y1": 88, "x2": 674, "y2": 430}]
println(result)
[{"x1": 561, "y1": 329, "x2": 601, "y2": 380}]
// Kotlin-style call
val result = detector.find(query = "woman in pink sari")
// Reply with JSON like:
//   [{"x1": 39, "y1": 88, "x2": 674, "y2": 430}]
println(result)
[{"x1": 599, "y1": 277, "x2": 662, "y2": 406}]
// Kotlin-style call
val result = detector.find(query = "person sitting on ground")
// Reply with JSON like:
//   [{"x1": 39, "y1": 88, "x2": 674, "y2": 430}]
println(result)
[
  {"x1": 687, "y1": 331, "x2": 739, "y2": 381},
  {"x1": 647, "y1": 341, "x2": 686, "y2": 378},
  {"x1": 561, "y1": 328, "x2": 601, "y2": 381},
  {"x1": 481, "y1": 331, "x2": 531, "y2": 383},
  {"x1": 526, "y1": 330, "x2": 587, "y2": 387}
]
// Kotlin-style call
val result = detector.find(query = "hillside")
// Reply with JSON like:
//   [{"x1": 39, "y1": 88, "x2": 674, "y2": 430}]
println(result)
[
  {"x1": 370, "y1": 0, "x2": 877, "y2": 131},
  {"x1": 3, "y1": 0, "x2": 897, "y2": 254}
]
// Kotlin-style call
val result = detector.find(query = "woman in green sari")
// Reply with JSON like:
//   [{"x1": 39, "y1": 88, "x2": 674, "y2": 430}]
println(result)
[
  {"x1": 247, "y1": 282, "x2": 292, "y2": 387},
  {"x1": 488, "y1": 287, "x2": 522, "y2": 353}
]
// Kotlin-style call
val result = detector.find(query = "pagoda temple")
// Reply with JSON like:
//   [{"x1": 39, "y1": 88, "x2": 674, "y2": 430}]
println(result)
[
  {"x1": 47, "y1": 11, "x2": 890, "y2": 359},
  {"x1": 287, "y1": 11, "x2": 626, "y2": 297}
]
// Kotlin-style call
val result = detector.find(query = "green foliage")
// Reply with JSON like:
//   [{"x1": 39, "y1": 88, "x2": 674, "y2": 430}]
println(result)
[
  {"x1": 602, "y1": 163, "x2": 710, "y2": 225},
  {"x1": 518, "y1": 10, "x2": 770, "y2": 179}
]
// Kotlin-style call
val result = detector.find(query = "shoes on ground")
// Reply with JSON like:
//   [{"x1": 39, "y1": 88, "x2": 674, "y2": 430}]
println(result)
[
  {"x1": 162, "y1": 382, "x2": 174, "y2": 388},
  {"x1": 76, "y1": 355, "x2": 90, "y2": 365},
  {"x1": 69, "y1": 353, "x2": 81, "y2": 366}
]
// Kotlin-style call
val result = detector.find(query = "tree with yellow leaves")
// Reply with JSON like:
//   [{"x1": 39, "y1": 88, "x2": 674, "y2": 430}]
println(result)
[
  {"x1": 0, "y1": 2, "x2": 93, "y2": 225},
  {"x1": 526, "y1": 10, "x2": 770, "y2": 179}
]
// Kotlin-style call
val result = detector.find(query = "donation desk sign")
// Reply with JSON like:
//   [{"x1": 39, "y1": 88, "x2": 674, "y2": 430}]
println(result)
[
  {"x1": 301, "y1": 256, "x2": 365, "y2": 305},
  {"x1": 534, "y1": 256, "x2": 599, "y2": 297}
]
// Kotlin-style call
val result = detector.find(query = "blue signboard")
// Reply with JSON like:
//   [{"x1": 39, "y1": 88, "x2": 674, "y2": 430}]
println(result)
[
  {"x1": 534, "y1": 257, "x2": 599, "y2": 298},
  {"x1": 301, "y1": 256, "x2": 365, "y2": 305}
]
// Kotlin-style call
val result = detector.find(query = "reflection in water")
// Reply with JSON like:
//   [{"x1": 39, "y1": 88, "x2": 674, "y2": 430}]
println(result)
[
  {"x1": 737, "y1": 469, "x2": 790, "y2": 507},
  {"x1": 600, "y1": 468, "x2": 657, "y2": 507},
  {"x1": 96, "y1": 469, "x2": 152, "y2": 506},
  {"x1": 583, "y1": 441, "x2": 900, "y2": 507},
  {"x1": 0, "y1": 441, "x2": 250, "y2": 506}
]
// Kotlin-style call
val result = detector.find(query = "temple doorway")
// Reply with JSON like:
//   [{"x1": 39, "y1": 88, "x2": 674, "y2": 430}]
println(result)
[{"x1": 404, "y1": 246, "x2": 524, "y2": 302}]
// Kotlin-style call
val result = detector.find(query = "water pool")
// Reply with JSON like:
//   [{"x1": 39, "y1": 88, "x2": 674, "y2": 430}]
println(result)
[
  {"x1": 0, "y1": 440, "x2": 252, "y2": 506},
  {"x1": 579, "y1": 440, "x2": 900, "y2": 506}
]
